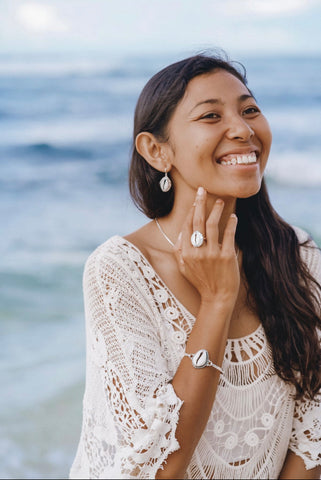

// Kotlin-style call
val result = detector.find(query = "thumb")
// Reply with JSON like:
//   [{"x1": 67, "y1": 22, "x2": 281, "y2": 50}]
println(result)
[
  {"x1": 175, "y1": 231, "x2": 182, "y2": 249},
  {"x1": 174, "y1": 232, "x2": 185, "y2": 267}
]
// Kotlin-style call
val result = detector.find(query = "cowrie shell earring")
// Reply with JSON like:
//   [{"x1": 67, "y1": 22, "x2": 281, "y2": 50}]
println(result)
[{"x1": 159, "y1": 170, "x2": 172, "y2": 192}]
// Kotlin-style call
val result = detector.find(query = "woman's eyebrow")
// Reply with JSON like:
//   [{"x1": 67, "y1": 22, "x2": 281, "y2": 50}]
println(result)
[
  {"x1": 189, "y1": 98, "x2": 222, "y2": 114},
  {"x1": 189, "y1": 94, "x2": 256, "y2": 114},
  {"x1": 239, "y1": 94, "x2": 255, "y2": 102}
]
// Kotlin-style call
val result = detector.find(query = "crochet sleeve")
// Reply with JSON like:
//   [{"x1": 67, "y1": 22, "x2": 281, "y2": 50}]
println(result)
[
  {"x1": 288, "y1": 229, "x2": 321, "y2": 469},
  {"x1": 81, "y1": 246, "x2": 183, "y2": 479}
]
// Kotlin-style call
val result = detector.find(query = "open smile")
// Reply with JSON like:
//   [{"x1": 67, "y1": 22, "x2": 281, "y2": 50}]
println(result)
[{"x1": 216, "y1": 151, "x2": 259, "y2": 166}]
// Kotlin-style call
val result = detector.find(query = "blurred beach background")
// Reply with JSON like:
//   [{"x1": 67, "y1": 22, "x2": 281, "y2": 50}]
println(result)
[{"x1": 1, "y1": 0, "x2": 321, "y2": 478}]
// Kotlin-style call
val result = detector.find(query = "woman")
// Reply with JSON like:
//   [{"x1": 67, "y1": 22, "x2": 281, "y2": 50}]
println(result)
[{"x1": 70, "y1": 53, "x2": 321, "y2": 479}]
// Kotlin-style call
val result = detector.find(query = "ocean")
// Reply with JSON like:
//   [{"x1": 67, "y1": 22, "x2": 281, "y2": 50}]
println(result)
[{"x1": 1, "y1": 52, "x2": 320, "y2": 478}]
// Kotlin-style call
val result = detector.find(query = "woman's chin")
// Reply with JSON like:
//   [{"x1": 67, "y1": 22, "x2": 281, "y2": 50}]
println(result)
[{"x1": 235, "y1": 184, "x2": 262, "y2": 199}]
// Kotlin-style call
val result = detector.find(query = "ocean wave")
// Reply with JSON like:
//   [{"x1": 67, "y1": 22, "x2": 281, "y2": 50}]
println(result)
[
  {"x1": 13, "y1": 142, "x2": 95, "y2": 160},
  {"x1": 0, "y1": 56, "x2": 157, "y2": 79},
  {"x1": 0, "y1": 109, "x2": 10, "y2": 119},
  {"x1": 0, "y1": 115, "x2": 132, "y2": 146},
  {"x1": 0, "y1": 58, "x2": 120, "y2": 77},
  {"x1": 0, "y1": 139, "x2": 130, "y2": 188},
  {"x1": 266, "y1": 107, "x2": 321, "y2": 137},
  {"x1": 266, "y1": 150, "x2": 321, "y2": 186}
]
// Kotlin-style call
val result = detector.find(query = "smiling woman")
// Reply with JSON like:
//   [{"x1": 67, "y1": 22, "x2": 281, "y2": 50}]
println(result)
[{"x1": 69, "y1": 53, "x2": 321, "y2": 479}]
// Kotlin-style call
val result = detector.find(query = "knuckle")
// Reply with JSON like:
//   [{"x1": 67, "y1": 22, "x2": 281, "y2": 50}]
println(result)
[
  {"x1": 220, "y1": 251, "x2": 232, "y2": 261},
  {"x1": 173, "y1": 245, "x2": 180, "y2": 254},
  {"x1": 206, "y1": 217, "x2": 218, "y2": 229},
  {"x1": 183, "y1": 250, "x2": 195, "y2": 262},
  {"x1": 192, "y1": 249, "x2": 202, "y2": 260},
  {"x1": 225, "y1": 226, "x2": 235, "y2": 236},
  {"x1": 228, "y1": 218, "x2": 237, "y2": 230},
  {"x1": 181, "y1": 249, "x2": 188, "y2": 260},
  {"x1": 208, "y1": 250, "x2": 218, "y2": 261},
  {"x1": 196, "y1": 194, "x2": 205, "y2": 203},
  {"x1": 224, "y1": 232, "x2": 234, "y2": 241},
  {"x1": 179, "y1": 258, "x2": 185, "y2": 268},
  {"x1": 194, "y1": 217, "x2": 205, "y2": 229},
  {"x1": 180, "y1": 253, "x2": 187, "y2": 265}
]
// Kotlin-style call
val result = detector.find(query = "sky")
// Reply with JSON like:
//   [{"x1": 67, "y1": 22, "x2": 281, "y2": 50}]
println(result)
[{"x1": 0, "y1": 0, "x2": 321, "y2": 57}]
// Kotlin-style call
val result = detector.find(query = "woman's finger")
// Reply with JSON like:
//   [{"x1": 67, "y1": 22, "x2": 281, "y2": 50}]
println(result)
[
  {"x1": 173, "y1": 232, "x2": 185, "y2": 267},
  {"x1": 221, "y1": 213, "x2": 238, "y2": 256},
  {"x1": 206, "y1": 198, "x2": 224, "y2": 250},
  {"x1": 192, "y1": 187, "x2": 207, "y2": 240},
  {"x1": 180, "y1": 202, "x2": 195, "y2": 251}
]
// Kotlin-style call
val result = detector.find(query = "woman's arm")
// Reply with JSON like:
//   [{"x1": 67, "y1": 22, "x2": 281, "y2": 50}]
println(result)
[
  {"x1": 279, "y1": 450, "x2": 321, "y2": 479},
  {"x1": 155, "y1": 300, "x2": 233, "y2": 479},
  {"x1": 156, "y1": 189, "x2": 240, "y2": 478}
]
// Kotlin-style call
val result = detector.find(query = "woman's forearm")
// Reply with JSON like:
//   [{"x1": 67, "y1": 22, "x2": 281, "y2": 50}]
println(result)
[
  {"x1": 156, "y1": 298, "x2": 233, "y2": 479},
  {"x1": 279, "y1": 450, "x2": 321, "y2": 479}
]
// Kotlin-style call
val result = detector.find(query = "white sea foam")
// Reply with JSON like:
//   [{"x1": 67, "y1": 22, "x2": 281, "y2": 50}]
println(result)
[
  {"x1": 0, "y1": 57, "x2": 119, "y2": 77},
  {"x1": 266, "y1": 107, "x2": 321, "y2": 137},
  {"x1": 266, "y1": 150, "x2": 321, "y2": 186},
  {"x1": 0, "y1": 115, "x2": 132, "y2": 146}
]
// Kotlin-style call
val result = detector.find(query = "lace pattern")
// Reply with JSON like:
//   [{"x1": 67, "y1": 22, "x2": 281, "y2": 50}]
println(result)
[
  {"x1": 70, "y1": 227, "x2": 321, "y2": 479},
  {"x1": 289, "y1": 395, "x2": 321, "y2": 469}
]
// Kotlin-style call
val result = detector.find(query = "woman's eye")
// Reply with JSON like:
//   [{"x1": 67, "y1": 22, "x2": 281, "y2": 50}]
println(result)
[
  {"x1": 243, "y1": 106, "x2": 260, "y2": 115},
  {"x1": 201, "y1": 112, "x2": 220, "y2": 120}
]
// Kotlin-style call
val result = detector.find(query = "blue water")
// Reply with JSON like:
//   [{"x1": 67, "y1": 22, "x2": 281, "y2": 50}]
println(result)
[{"x1": 1, "y1": 53, "x2": 320, "y2": 478}]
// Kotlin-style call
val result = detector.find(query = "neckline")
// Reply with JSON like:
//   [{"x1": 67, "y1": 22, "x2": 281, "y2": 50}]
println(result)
[{"x1": 113, "y1": 235, "x2": 263, "y2": 343}]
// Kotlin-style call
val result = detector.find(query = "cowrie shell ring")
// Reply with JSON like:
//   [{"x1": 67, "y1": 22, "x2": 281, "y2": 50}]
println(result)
[{"x1": 191, "y1": 230, "x2": 205, "y2": 248}]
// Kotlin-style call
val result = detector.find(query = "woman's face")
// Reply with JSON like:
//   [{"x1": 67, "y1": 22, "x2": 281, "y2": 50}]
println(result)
[{"x1": 165, "y1": 69, "x2": 272, "y2": 200}]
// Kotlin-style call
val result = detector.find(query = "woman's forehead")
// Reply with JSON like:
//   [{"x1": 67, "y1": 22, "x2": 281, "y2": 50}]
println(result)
[{"x1": 182, "y1": 70, "x2": 251, "y2": 108}]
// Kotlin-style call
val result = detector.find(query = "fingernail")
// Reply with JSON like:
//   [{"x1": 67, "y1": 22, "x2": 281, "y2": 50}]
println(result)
[
  {"x1": 216, "y1": 198, "x2": 224, "y2": 205},
  {"x1": 231, "y1": 213, "x2": 238, "y2": 220},
  {"x1": 197, "y1": 186, "x2": 205, "y2": 196}
]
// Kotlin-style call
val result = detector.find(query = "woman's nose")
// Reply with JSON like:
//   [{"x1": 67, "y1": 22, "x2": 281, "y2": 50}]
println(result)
[{"x1": 225, "y1": 116, "x2": 254, "y2": 141}]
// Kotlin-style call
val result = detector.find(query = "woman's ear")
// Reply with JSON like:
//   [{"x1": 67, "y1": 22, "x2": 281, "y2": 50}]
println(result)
[{"x1": 135, "y1": 132, "x2": 171, "y2": 172}]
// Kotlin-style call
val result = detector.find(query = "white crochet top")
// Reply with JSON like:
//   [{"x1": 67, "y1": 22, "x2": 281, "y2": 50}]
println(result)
[{"x1": 70, "y1": 227, "x2": 321, "y2": 479}]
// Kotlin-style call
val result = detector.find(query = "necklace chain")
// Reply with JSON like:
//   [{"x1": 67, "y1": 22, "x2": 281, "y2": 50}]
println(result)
[
  {"x1": 154, "y1": 218, "x2": 175, "y2": 247},
  {"x1": 155, "y1": 218, "x2": 240, "y2": 258}
]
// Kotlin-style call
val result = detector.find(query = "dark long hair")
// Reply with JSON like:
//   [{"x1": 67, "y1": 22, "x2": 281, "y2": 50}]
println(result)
[{"x1": 129, "y1": 53, "x2": 321, "y2": 400}]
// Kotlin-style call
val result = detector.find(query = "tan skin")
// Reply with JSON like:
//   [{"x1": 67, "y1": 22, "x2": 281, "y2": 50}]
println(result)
[{"x1": 125, "y1": 70, "x2": 321, "y2": 479}]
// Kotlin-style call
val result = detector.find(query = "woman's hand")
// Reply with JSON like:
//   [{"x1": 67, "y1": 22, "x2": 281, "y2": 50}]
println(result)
[{"x1": 173, "y1": 187, "x2": 240, "y2": 308}]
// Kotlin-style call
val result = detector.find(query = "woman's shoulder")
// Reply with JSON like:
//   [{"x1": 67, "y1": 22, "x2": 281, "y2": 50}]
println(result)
[
  {"x1": 291, "y1": 225, "x2": 320, "y2": 254},
  {"x1": 292, "y1": 225, "x2": 321, "y2": 283},
  {"x1": 87, "y1": 221, "x2": 157, "y2": 265},
  {"x1": 82, "y1": 235, "x2": 153, "y2": 300},
  {"x1": 292, "y1": 225, "x2": 313, "y2": 243},
  {"x1": 291, "y1": 225, "x2": 320, "y2": 249},
  {"x1": 85, "y1": 235, "x2": 142, "y2": 269}
]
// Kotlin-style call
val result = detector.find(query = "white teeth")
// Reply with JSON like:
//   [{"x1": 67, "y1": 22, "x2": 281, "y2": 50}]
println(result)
[{"x1": 219, "y1": 152, "x2": 257, "y2": 165}]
